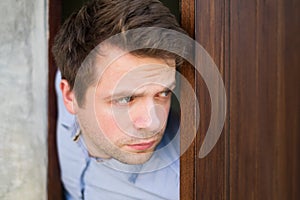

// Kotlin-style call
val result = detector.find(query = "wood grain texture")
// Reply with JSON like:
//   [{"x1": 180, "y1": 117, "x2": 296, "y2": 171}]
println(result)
[
  {"x1": 180, "y1": 0, "x2": 196, "y2": 199},
  {"x1": 181, "y1": 0, "x2": 300, "y2": 199},
  {"x1": 195, "y1": 0, "x2": 229, "y2": 199},
  {"x1": 48, "y1": 0, "x2": 63, "y2": 199},
  {"x1": 229, "y1": 0, "x2": 300, "y2": 199}
]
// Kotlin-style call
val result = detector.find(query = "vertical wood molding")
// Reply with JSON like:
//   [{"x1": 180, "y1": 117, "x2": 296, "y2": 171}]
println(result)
[
  {"x1": 180, "y1": 0, "x2": 196, "y2": 199},
  {"x1": 48, "y1": 0, "x2": 62, "y2": 199},
  {"x1": 194, "y1": 0, "x2": 228, "y2": 199}
]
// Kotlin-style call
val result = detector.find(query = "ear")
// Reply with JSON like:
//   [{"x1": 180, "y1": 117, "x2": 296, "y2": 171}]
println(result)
[{"x1": 60, "y1": 79, "x2": 78, "y2": 115}]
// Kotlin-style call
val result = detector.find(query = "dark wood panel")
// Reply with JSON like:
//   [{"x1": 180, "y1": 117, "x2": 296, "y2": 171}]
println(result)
[
  {"x1": 194, "y1": 0, "x2": 229, "y2": 199},
  {"x1": 180, "y1": 0, "x2": 196, "y2": 199},
  {"x1": 282, "y1": 2, "x2": 300, "y2": 199},
  {"x1": 229, "y1": 0, "x2": 300, "y2": 199},
  {"x1": 48, "y1": 0, "x2": 63, "y2": 199}
]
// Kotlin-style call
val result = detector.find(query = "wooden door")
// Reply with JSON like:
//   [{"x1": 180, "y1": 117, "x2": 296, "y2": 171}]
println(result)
[{"x1": 180, "y1": 0, "x2": 300, "y2": 199}]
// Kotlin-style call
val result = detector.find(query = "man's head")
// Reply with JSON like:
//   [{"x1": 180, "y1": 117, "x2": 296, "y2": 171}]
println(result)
[
  {"x1": 52, "y1": 0, "x2": 184, "y2": 104},
  {"x1": 52, "y1": 0, "x2": 185, "y2": 164}
]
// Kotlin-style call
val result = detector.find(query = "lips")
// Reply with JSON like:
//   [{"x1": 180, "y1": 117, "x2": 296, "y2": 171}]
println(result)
[{"x1": 126, "y1": 141, "x2": 156, "y2": 151}]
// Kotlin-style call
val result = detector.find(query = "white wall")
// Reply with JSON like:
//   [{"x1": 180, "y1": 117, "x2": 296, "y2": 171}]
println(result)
[{"x1": 0, "y1": 0, "x2": 48, "y2": 199}]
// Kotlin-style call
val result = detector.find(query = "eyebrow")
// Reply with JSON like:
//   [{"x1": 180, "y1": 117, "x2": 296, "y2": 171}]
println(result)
[{"x1": 103, "y1": 81, "x2": 177, "y2": 101}]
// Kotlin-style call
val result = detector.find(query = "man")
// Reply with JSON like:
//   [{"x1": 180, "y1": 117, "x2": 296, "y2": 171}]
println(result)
[{"x1": 53, "y1": 0, "x2": 186, "y2": 199}]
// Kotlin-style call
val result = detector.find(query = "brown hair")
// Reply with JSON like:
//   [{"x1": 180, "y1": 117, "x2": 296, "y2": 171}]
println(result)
[{"x1": 52, "y1": 0, "x2": 186, "y2": 105}]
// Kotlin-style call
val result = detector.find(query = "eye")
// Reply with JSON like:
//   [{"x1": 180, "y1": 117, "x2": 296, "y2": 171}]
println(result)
[
  {"x1": 113, "y1": 96, "x2": 134, "y2": 105},
  {"x1": 158, "y1": 89, "x2": 172, "y2": 97}
]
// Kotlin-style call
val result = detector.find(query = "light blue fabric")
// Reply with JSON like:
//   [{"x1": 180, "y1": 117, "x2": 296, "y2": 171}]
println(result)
[{"x1": 55, "y1": 71, "x2": 180, "y2": 200}]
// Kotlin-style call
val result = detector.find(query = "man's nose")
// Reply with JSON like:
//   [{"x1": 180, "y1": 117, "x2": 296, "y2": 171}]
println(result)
[{"x1": 130, "y1": 99, "x2": 162, "y2": 133}]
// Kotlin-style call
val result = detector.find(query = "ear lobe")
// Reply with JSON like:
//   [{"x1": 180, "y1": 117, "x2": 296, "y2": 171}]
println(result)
[{"x1": 60, "y1": 79, "x2": 77, "y2": 115}]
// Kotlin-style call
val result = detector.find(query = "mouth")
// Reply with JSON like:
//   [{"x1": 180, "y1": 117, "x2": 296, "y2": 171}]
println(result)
[{"x1": 126, "y1": 141, "x2": 156, "y2": 151}]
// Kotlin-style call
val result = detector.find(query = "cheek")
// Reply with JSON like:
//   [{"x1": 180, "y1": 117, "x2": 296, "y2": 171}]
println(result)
[
  {"x1": 163, "y1": 103, "x2": 172, "y2": 123},
  {"x1": 95, "y1": 106, "x2": 123, "y2": 139}
]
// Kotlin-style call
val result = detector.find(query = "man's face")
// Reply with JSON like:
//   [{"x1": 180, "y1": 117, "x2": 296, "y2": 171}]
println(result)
[{"x1": 74, "y1": 49, "x2": 176, "y2": 165}]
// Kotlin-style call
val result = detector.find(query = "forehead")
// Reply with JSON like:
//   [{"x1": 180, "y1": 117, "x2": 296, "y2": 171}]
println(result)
[{"x1": 93, "y1": 48, "x2": 176, "y2": 96}]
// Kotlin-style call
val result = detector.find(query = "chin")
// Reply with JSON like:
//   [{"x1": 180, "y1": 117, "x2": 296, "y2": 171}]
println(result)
[{"x1": 117, "y1": 151, "x2": 154, "y2": 165}]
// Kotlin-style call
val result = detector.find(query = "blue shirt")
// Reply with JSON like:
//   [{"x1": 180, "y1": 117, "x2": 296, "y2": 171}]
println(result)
[{"x1": 55, "y1": 71, "x2": 180, "y2": 200}]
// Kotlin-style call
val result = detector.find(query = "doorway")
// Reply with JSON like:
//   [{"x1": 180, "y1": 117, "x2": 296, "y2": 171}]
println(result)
[{"x1": 48, "y1": 1, "x2": 181, "y2": 199}]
